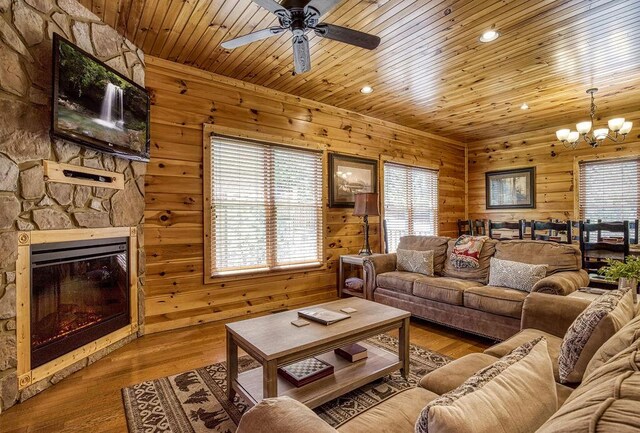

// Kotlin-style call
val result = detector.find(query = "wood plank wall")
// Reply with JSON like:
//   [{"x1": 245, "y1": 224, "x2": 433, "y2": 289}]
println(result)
[
  {"x1": 143, "y1": 56, "x2": 466, "y2": 334},
  {"x1": 468, "y1": 111, "x2": 640, "y2": 222}
]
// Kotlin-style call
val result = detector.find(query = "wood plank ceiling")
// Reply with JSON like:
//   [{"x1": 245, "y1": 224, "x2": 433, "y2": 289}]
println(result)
[{"x1": 80, "y1": 0, "x2": 640, "y2": 142}]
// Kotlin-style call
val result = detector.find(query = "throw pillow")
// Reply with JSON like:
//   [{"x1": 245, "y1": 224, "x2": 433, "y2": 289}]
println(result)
[
  {"x1": 558, "y1": 286, "x2": 635, "y2": 383},
  {"x1": 449, "y1": 235, "x2": 488, "y2": 269},
  {"x1": 415, "y1": 337, "x2": 557, "y2": 433},
  {"x1": 396, "y1": 249, "x2": 434, "y2": 276},
  {"x1": 488, "y1": 257, "x2": 548, "y2": 292}
]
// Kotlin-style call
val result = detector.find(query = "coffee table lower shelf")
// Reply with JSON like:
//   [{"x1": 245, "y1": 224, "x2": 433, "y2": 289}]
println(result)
[{"x1": 233, "y1": 342, "x2": 400, "y2": 409}]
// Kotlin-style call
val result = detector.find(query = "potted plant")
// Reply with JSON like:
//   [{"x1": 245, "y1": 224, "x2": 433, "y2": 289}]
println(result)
[{"x1": 598, "y1": 256, "x2": 640, "y2": 303}]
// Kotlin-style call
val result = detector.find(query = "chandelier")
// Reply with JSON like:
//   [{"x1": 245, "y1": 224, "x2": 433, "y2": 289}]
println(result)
[{"x1": 555, "y1": 88, "x2": 633, "y2": 149}]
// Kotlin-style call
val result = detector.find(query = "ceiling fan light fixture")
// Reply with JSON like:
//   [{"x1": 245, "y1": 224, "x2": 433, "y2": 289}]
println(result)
[
  {"x1": 360, "y1": 85, "x2": 374, "y2": 94},
  {"x1": 479, "y1": 30, "x2": 500, "y2": 43}
]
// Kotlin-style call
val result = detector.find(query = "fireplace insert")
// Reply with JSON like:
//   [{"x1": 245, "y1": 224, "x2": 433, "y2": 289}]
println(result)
[{"x1": 30, "y1": 237, "x2": 130, "y2": 369}]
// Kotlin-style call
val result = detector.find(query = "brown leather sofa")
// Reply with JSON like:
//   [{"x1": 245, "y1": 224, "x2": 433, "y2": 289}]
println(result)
[
  {"x1": 363, "y1": 236, "x2": 589, "y2": 340},
  {"x1": 236, "y1": 293, "x2": 640, "y2": 433}
]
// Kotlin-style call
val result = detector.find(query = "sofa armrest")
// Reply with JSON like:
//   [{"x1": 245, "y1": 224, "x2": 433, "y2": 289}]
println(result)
[
  {"x1": 363, "y1": 253, "x2": 396, "y2": 299},
  {"x1": 521, "y1": 292, "x2": 591, "y2": 338},
  {"x1": 531, "y1": 269, "x2": 590, "y2": 296},
  {"x1": 237, "y1": 397, "x2": 338, "y2": 433}
]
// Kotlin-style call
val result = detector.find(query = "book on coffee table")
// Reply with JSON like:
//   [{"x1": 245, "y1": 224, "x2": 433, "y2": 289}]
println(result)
[
  {"x1": 298, "y1": 307, "x2": 351, "y2": 325},
  {"x1": 334, "y1": 343, "x2": 368, "y2": 362},
  {"x1": 277, "y1": 357, "x2": 334, "y2": 387}
]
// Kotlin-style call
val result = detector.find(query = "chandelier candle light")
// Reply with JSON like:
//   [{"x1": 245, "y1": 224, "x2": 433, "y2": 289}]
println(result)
[
  {"x1": 353, "y1": 192, "x2": 379, "y2": 256},
  {"x1": 556, "y1": 88, "x2": 632, "y2": 149}
]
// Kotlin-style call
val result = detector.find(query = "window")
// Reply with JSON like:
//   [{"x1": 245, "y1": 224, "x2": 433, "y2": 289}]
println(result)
[
  {"x1": 209, "y1": 136, "x2": 323, "y2": 275},
  {"x1": 579, "y1": 158, "x2": 640, "y2": 221},
  {"x1": 383, "y1": 162, "x2": 439, "y2": 252}
]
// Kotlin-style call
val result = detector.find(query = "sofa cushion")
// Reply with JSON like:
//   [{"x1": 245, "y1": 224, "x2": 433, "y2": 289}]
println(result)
[
  {"x1": 584, "y1": 311, "x2": 640, "y2": 378},
  {"x1": 555, "y1": 383, "x2": 574, "y2": 408},
  {"x1": 559, "y1": 287, "x2": 635, "y2": 383},
  {"x1": 415, "y1": 338, "x2": 557, "y2": 433},
  {"x1": 484, "y1": 328, "x2": 563, "y2": 382},
  {"x1": 419, "y1": 353, "x2": 498, "y2": 395},
  {"x1": 537, "y1": 341, "x2": 640, "y2": 433},
  {"x1": 419, "y1": 352, "x2": 575, "y2": 408},
  {"x1": 396, "y1": 249, "x2": 434, "y2": 276},
  {"x1": 376, "y1": 271, "x2": 423, "y2": 295},
  {"x1": 463, "y1": 285, "x2": 528, "y2": 319},
  {"x1": 338, "y1": 387, "x2": 439, "y2": 433},
  {"x1": 448, "y1": 235, "x2": 489, "y2": 268},
  {"x1": 412, "y1": 277, "x2": 479, "y2": 306},
  {"x1": 494, "y1": 240, "x2": 581, "y2": 274},
  {"x1": 488, "y1": 257, "x2": 547, "y2": 292},
  {"x1": 442, "y1": 238, "x2": 497, "y2": 283},
  {"x1": 237, "y1": 397, "x2": 337, "y2": 433},
  {"x1": 397, "y1": 236, "x2": 450, "y2": 275}
]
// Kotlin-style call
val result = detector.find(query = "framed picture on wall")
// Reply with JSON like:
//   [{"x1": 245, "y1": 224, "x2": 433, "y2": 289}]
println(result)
[
  {"x1": 485, "y1": 167, "x2": 536, "y2": 209},
  {"x1": 329, "y1": 154, "x2": 378, "y2": 208}
]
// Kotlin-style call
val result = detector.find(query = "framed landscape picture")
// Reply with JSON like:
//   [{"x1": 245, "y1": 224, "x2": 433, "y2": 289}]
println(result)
[
  {"x1": 485, "y1": 167, "x2": 536, "y2": 209},
  {"x1": 329, "y1": 154, "x2": 378, "y2": 208}
]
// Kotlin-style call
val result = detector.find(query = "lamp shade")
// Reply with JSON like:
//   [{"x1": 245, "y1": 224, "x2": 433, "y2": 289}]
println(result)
[
  {"x1": 556, "y1": 129, "x2": 570, "y2": 141},
  {"x1": 353, "y1": 193, "x2": 379, "y2": 216}
]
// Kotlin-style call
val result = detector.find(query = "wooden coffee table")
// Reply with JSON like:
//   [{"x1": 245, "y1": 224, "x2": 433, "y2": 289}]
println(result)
[{"x1": 225, "y1": 297, "x2": 411, "y2": 408}]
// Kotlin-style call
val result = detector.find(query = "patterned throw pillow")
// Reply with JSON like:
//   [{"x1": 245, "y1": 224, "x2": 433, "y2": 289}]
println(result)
[
  {"x1": 396, "y1": 249, "x2": 434, "y2": 276},
  {"x1": 558, "y1": 287, "x2": 632, "y2": 383},
  {"x1": 415, "y1": 337, "x2": 556, "y2": 433},
  {"x1": 449, "y1": 235, "x2": 488, "y2": 269},
  {"x1": 488, "y1": 257, "x2": 547, "y2": 292}
]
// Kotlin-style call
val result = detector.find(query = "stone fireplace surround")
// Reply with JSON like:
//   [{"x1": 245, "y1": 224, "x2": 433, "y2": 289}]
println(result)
[{"x1": 0, "y1": 0, "x2": 146, "y2": 413}]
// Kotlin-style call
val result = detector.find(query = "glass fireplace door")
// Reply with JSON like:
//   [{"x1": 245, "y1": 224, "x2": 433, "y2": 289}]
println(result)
[{"x1": 30, "y1": 237, "x2": 130, "y2": 368}]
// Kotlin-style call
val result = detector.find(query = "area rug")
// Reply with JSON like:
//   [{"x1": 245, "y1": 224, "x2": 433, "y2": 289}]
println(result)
[{"x1": 122, "y1": 334, "x2": 451, "y2": 433}]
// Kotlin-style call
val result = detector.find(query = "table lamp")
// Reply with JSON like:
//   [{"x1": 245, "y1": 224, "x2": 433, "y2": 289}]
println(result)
[{"x1": 353, "y1": 192, "x2": 379, "y2": 256}]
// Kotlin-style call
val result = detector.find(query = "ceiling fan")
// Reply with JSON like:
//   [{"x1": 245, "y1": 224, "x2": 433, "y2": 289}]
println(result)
[{"x1": 221, "y1": 0, "x2": 381, "y2": 74}]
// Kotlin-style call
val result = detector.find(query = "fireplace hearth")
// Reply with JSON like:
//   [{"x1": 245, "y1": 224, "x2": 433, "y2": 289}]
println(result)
[{"x1": 30, "y1": 238, "x2": 130, "y2": 369}]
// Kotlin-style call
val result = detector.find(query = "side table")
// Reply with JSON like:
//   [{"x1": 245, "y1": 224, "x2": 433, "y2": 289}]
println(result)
[{"x1": 338, "y1": 254, "x2": 378, "y2": 299}]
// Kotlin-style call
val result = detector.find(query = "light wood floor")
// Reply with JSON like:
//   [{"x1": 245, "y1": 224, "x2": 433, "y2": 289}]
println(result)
[{"x1": 1, "y1": 316, "x2": 491, "y2": 433}]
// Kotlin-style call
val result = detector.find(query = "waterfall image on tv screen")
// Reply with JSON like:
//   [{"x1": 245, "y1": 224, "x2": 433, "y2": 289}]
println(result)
[{"x1": 54, "y1": 36, "x2": 148, "y2": 157}]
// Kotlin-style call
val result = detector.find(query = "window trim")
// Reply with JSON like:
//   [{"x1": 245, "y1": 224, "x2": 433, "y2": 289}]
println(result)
[
  {"x1": 203, "y1": 124, "x2": 327, "y2": 284},
  {"x1": 573, "y1": 154, "x2": 640, "y2": 220},
  {"x1": 380, "y1": 156, "x2": 440, "y2": 252}
]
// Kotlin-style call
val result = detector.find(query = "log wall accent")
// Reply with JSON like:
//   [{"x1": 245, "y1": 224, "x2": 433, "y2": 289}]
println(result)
[
  {"x1": 144, "y1": 56, "x2": 466, "y2": 333},
  {"x1": 467, "y1": 111, "x2": 640, "y2": 222}
]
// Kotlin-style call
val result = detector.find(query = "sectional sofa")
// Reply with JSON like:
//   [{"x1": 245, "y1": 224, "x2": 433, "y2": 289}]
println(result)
[
  {"x1": 363, "y1": 236, "x2": 589, "y2": 340},
  {"x1": 236, "y1": 289, "x2": 640, "y2": 433}
]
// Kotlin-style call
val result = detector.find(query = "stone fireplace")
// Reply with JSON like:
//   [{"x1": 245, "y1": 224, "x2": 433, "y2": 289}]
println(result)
[
  {"x1": 0, "y1": 0, "x2": 146, "y2": 413},
  {"x1": 15, "y1": 228, "x2": 139, "y2": 390}
]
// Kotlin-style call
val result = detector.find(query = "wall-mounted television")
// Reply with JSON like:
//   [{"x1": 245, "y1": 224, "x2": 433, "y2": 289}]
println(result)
[{"x1": 52, "y1": 33, "x2": 150, "y2": 162}]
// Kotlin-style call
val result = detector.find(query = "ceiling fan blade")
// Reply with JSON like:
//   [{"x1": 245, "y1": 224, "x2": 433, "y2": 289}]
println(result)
[
  {"x1": 304, "y1": 0, "x2": 341, "y2": 17},
  {"x1": 292, "y1": 35, "x2": 311, "y2": 74},
  {"x1": 251, "y1": 0, "x2": 290, "y2": 16},
  {"x1": 314, "y1": 23, "x2": 380, "y2": 50},
  {"x1": 221, "y1": 27, "x2": 286, "y2": 49}
]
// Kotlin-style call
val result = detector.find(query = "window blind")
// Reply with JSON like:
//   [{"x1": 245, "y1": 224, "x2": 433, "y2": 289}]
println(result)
[
  {"x1": 579, "y1": 158, "x2": 640, "y2": 221},
  {"x1": 210, "y1": 136, "x2": 323, "y2": 274},
  {"x1": 383, "y1": 162, "x2": 439, "y2": 252}
]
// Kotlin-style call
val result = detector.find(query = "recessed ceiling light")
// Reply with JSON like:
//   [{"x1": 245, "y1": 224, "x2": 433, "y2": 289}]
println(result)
[
  {"x1": 479, "y1": 30, "x2": 500, "y2": 43},
  {"x1": 360, "y1": 86, "x2": 374, "y2": 94},
  {"x1": 520, "y1": 103, "x2": 529, "y2": 110}
]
